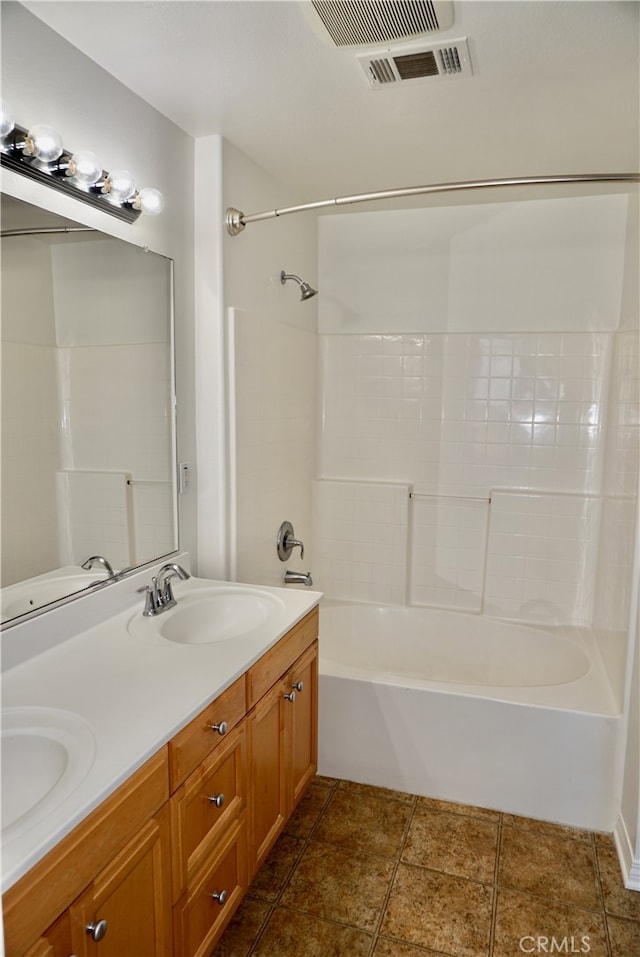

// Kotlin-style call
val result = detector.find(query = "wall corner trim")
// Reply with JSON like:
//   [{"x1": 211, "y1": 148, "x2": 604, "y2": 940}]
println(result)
[{"x1": 614, "y1": 812, "x2": 640, "y2": 891}]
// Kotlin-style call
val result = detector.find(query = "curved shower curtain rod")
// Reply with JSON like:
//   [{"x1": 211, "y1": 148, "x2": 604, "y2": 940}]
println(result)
[
  {"x1": 0, "y1": 226, "x2": 96, "y2": 238},
  {"x1": 225, "y1": 172, "x2": 640, "y2": 236}
]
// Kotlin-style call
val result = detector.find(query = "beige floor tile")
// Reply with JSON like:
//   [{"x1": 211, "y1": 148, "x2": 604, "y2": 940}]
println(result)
[
  {"x1": 314, "y1": 787, "x2": 413, "y2": 858},
  {"x1": 493, "y1": 888, "x2": 608, "y2": 957},
  {"x1": 338, "y1": 779, "x2": 417, "y2": 804},
  {"x1": 283, "y1": 779, "x2": 333, "y2": 837},
  {"x1": 210, "y1": 896, "x2": 271, "y2": 957},
  {"x1": 607, "y1": 914, "x2": 640, "y2": 957},
  {"x1": 281, "y1": 839, "x2": 395, "y2": 931},
  {"x1": 248, "y1": 833, "x2": 304, "y2": 902},
  {"x1": 402, "y1": 806, "x2": 498, "y2": 882},
  {"x1": 594, "y1": 831, "x2": 616, "y2": 848},
  {"x1": 314, "y1": 774, "x2": 339, "y2": 787},
  {"x1": 499, "y1": 824, "x2": 599, "y2": 908},
  {"x1": 374, "y1": 938, "x2": 445, "y2": 956},
  {"x1": 596, "y1": 842, "x2": 640, "y2": 921},
  {"x1": 502, "y1": 813, "x2": 593, "y2": 844},
  {"x1": 253, "y1": 906, "x2": 373, "y2": 957},
  {"x1": 416, "y1": 795, "x2": 500, "y2": 822},
  {"x1": 380, "y1": 862, "x2": 493, "y2": 957}
]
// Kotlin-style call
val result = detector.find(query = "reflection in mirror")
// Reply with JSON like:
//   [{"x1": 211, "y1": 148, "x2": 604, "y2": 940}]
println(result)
[{"x1": 1, "y1": 195, "x2": 178, "y2": 625}]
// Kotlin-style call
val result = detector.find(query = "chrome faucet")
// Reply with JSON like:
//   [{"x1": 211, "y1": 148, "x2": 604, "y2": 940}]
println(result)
[
  {"x1": 81, "y1": 555, "x2": 115, "y2": 578},
  {"x1": 137, "y1": 563, "x2": 190, "y2": 617},
  {"x1": 283, "y1": 570, "x2": 313, "y2": 586}
]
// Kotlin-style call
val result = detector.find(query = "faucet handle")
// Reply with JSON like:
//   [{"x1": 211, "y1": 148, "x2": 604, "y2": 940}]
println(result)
[
  {"x1": 137, "y1": 583, "x2": 157, "y2": 617},
  {"x1": 277, "y1": 521, "x2": 305, "y2": 561}
]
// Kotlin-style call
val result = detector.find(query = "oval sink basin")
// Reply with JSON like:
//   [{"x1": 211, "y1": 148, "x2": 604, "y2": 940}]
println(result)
[
  {"x1": 1, "y1": 707, "x2": 96, "y2": 843},
  {"x1": 128, "y1": 587, "x2": 286, "y2": 645}
]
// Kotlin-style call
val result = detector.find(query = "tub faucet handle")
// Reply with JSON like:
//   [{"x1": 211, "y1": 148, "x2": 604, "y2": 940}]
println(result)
[{"x1": 277, "y1": 521, "x2": 305, "y2": 561}]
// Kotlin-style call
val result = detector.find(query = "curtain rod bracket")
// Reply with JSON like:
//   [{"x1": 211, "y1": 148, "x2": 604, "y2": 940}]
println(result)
[{"x1": 225, "y1": 207, "x2": 246, "y2": 236}]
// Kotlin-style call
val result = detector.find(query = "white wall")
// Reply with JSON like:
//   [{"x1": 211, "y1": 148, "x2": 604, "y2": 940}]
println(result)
[
  {"x1": 1, "y1": 3, "x2": 197, "y2": 562},
  {"x1": 216, "y1": 141, "x2": 318, "y2": 587}
]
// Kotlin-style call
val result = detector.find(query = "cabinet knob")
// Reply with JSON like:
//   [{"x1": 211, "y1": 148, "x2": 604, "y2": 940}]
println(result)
[
  {"x1": 208, "y1": 792, "x2": 225, "y2": 808},
  {"x1": 86, "y1": 919, "x2": 108, "y2": 942},
  {"x1": 211, "y1": 889, "x2": 228, "y2": 906},
  {"x1": 284, "y1": 691, "x2": 296, "y2": 702},
  {"x1": 210, "y1": 720, "x2": 228, "y2": 735},
  {"x1": 292, "y1": 681, "x2": 304, "y2": 693}
]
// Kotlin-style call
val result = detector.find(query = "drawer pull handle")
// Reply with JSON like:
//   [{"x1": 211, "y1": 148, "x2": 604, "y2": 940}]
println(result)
[
  {"x1": 284, "y1": 691, "x2": 296, "y2": 702},
  {"x1": 292, "y1": 681, "x2": 304, "y2": 693},
  {"x1": 208, "y1": 792, "x2": 225, "y2": 808},
  {"x1": 211, "y1": 889, "x2": 228, "y2": 906},
  {"x1": 210, "y1": 720, "x2": 228, "y2": 735},
  {"x1": 86, "y1": 919, "x2": 108, "y2": 942}
]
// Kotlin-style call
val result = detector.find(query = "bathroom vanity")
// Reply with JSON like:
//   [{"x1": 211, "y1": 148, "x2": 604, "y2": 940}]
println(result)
[{"x1": 1, "y1": 571, "x2": 320, "y2": 957}]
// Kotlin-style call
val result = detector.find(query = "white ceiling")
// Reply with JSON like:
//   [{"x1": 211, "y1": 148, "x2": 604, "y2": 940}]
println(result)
[{"x1": 21, "y1": 1, "x2": 640, "y2": 201}]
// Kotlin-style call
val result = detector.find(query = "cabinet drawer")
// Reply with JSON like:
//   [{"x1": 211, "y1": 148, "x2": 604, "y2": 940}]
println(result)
[
  {"x1": 170, "y1": 723, "x2": 246, "y2": 900},
  {"x1": 173, "y1": 815, "x2": 247, "y2": 957},
  {"x1": 246, "y1": 607, "x2": 319, "y2": 708},
  {"x1": 169, "y1": 676, "x2": 246, "y2": 791}
]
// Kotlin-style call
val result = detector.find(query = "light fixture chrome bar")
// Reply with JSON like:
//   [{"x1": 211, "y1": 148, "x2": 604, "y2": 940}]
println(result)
[
  {"x1": 0, "y1": 226, "x2": 96, "y2": 238},
  {"x1": 225, "y1": 172, "x2": 640, "y2": 235},
  {"x1": 1, "y1": 125, "x2": 142, "y2": 224}
]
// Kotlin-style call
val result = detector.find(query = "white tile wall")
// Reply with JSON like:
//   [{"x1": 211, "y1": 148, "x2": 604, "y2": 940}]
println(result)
[
  {"x1": 484, "y1": 491, "x2": 600, "y2": 625},
  {"x1": 409, "y1": 495, "x2": 490, "y2": 612},
  {"x1": 59, "y1": 470, "x2": 133, "y2": 570},
  {"x1": 317, "y1": 331, "x2": 621, "y2": 621},
  {"x1": 320, "y1": 332, "x2": 610, "y2": 499},
  {"x1": 313, "y1": 480, "x2": 409, "y2": 604},
  {"x1": 1, "y1": 342, "x2": 62, "y2": 585},
  {"x1": 593, "y1": 328, "x2": 640, "y2": 700}
]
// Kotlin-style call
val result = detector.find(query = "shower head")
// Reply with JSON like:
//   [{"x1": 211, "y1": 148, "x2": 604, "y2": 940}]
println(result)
[{"x1": 280, "y1": 270, "x2": 318, "y2": 301}]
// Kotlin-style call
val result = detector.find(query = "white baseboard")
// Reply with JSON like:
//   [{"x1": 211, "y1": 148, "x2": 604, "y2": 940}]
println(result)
[{"x1": 614, "y1": 813, "x2": 640, "y2": 891}]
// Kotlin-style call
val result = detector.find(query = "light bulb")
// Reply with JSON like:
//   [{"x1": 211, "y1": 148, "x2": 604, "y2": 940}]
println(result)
[
  {"x1": 25, "y1": 124, "x2": 64, "y2": 162},
  {"x1": 105, "y1": 169, "x2": 136, "y2": 202},
  {"x1": 0, "y1": 101, "x2": 14, "y2": 138},
  {"x1": 135, "y1": 187, "x2": 165, "y2": 216},
  {"x1": 68, "y1": 150, "x2": 102, "y2": 186}
]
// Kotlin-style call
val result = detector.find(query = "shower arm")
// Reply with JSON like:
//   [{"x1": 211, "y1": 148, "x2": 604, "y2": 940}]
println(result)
[{"x1": 225, "y1": 172, "x2": 640, "y2": 235}]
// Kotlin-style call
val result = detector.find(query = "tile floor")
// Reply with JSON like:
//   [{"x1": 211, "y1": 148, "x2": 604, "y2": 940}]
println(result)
[{"x1": 212, "y1": 776, "x2": 640, "y2": 957}]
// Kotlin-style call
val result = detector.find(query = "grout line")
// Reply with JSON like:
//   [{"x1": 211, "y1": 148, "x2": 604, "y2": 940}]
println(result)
[
  {"x1": 593, "y1": 836, "x2": 615, "y2": 957},
  {"x1": 488, "y1": 813, "x2": 504, "y2": 957},
  {"x1": 366, "y1": 793, "x2": 419, "y2": 957},
  {"x1": 245, "y1": 779, "x2": 339, "y2": 956}
]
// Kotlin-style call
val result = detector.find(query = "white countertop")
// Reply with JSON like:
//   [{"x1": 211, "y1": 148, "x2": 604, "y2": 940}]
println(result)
[{"x1": 1, "y1": 569, "x2": 322, "y2": 892}]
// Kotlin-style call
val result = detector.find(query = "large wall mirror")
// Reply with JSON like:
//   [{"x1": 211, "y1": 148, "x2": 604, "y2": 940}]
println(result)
[{"x1": 1, "y1": 194, "x2": 178, "y2": 625}]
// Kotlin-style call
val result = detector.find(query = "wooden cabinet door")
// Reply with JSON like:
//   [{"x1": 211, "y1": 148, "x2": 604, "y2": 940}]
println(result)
[
  {"x1": 69, "y1": 806, "x2": 172, "y2": 957},
  {"x1": 288, "y1": 640, "x2": 318, "y2": 810},
  {"x1": 247, "y1": 676, "x2": 287, "y2": 877}
]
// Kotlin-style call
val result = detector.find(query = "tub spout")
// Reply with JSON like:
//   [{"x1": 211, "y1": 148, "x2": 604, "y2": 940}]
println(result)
[{"x1": 283, "y1": 570, "x2": 313, "y2": 586}]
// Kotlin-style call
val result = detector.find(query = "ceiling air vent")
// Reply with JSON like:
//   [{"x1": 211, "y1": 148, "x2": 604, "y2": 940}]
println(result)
[
  {"x1": 358, "y1": 37, "x2": 472, "y2": 87},
  {"x1": 310, "y1": 0, "x2": 454, "y2": 47}
]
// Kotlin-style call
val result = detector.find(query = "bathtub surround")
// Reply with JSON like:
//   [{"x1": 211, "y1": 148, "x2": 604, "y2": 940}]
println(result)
[{"x1": 316, "y1": 196, "x2": 638, "y2": 692}]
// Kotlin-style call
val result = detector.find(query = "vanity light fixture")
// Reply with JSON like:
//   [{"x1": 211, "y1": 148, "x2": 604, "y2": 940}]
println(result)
[{"x1": 0, "y1": 102, "x2": 164, "y2": 223}]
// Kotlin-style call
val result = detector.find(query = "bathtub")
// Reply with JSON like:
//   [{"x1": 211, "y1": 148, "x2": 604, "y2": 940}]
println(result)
[{"x1": 318, "y1": 601, "x2": 621, "y2": 831}]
